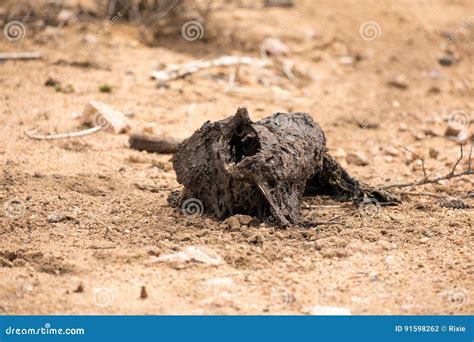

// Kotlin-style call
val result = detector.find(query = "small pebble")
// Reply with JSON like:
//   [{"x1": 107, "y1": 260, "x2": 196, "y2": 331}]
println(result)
[
  {"x1": 385, "y1": 255, "x2": 395, "y2": 265},
  {"x1": 377, "y1": 240, "x2": 392, "y2": 250},
  {"x1": 419, "y1": 237, "x2": 430, "y2": 243},
  {"x1": 223, "y1": 216, "x2": 241, "y2": 230},
  {"x1": 438, "y1": 55, "x2": 455, "y2": 67},
  {"x1": 346, "y1": 152, "x2": 369, "y2": 166},
  {"x1": 140, "y1": 286, "x2": 148, "y2": 299},
  {"x1": 332, "y1": 147, "x2": 347, "y2": 158},
  {"x1": 261, "y1": 37, "x2": 289, "y2": 57},
  {"x1": 320, "y1": 248, "x2": 349, "y2": 258},
  {"x1": 47, "y1": 212, "x2": 67, "y2": 223},
  {"x1": 429, "y1": 148, "x2": 439, "y2": 159},
  {"x1": 384, "y1": 146, "x2": 399, "y2": 157},
  {"x1": 387, "y1": 75, "x2": 408, "y2": 89},
  {"x1": 247, "y1": 234, "x2": 264, "y2": 244},
  {"x1": 339, "y1": 56, "x2": 353, "y2": 65},
  {"x1": 74, "y1": 283, "x2": 84, "y2": 293},
  {"x1": 206, "y1": 277, "x2": 235, "y2": 287},
  {"x1": 369, "y1": 272, "x2": 378, "y2": 282}
]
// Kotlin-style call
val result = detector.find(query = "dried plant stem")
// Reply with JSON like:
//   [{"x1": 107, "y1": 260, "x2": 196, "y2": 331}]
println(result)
[
  {"x1": 383, "y1": 170, "x2": 474, "y2": 190},
  {"x1": 401, "y1": 191, "x2": 452, "y2": 199},
  {"x1": 384, "y1": 143, "x2": 473, "y2": 190},
  {"x1": 25, "y1": 126, "x2": 102, "y2": 140},
  {"x1": 150, "y1": 56, "x2": 270, "y2": 84},
  {"x1": 0, "y1": 52, "x2": 43, "y2": 61}
]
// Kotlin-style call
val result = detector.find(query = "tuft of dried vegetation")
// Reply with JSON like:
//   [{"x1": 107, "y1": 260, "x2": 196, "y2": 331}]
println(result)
[{"x1": 0, "y1": 0, "x2": 222, "y2": 42}]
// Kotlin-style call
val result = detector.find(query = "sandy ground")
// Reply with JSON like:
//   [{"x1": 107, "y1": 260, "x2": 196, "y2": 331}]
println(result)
[{"x1": 0, "y1": 0, "x2": 473, "y2": 315}]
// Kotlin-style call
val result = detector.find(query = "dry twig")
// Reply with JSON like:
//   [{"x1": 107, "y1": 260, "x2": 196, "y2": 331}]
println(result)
[
  {"x1": 383, "y1": 143, "x2": 473, "y2": 190},
  {"x1": 129, "y1": 133, "x2": 180, "y2": 153},
  {"x1": 150, "y1": 56, "x2": 270, "y2": 84},
  {"x1": 25, "y1": 126, "x2": 102, "y2": 140},
  {"x1": 401, "y1": 191, "x2": 448, "y2": 198},
  {"x1": 0, "y1": 52, "x2": 43, "y2": 61},
  {"x1": 399, "y1": 145, "x2": 427, "y2": 179}
]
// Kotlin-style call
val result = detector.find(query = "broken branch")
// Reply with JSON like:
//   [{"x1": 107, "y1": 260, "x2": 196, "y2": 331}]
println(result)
[
  {"x1": 401, "y1": 191, "x2": 455, "y2": 199},
  {"x1": 0, "y1": 52, "x2": 43, "y2": 61},
  {"x1": 384, "y1": 143, "x2": 473, "y2": 190},
  {"x1": 129, "y1": 133, "x2": 180, "y2": 154},
  {"x1": 150, "y1": 56, "x2": 270, "y2": 84},
  {"x1": 399, "y1": 145, "x2": 427, "y2": 180},
  {"x1": 450, "y1": 143, "x2": 464, "y2": 175},
  {"x1": 383, "y1": 170, "x2": 474, "y2": 190},
  {"x1": 25, "y1": 126, "x2": 103, "y2": 140}
]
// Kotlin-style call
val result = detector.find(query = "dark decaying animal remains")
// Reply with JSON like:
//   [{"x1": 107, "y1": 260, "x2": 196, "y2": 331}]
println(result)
[{"x1": 172, "y1": 107, "x2": 398, "y2": 226}]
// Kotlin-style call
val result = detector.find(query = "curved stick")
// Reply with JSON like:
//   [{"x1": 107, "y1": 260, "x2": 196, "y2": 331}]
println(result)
[{"x1": 25, "y1": 126, "x2": 103, "y2": 140}]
